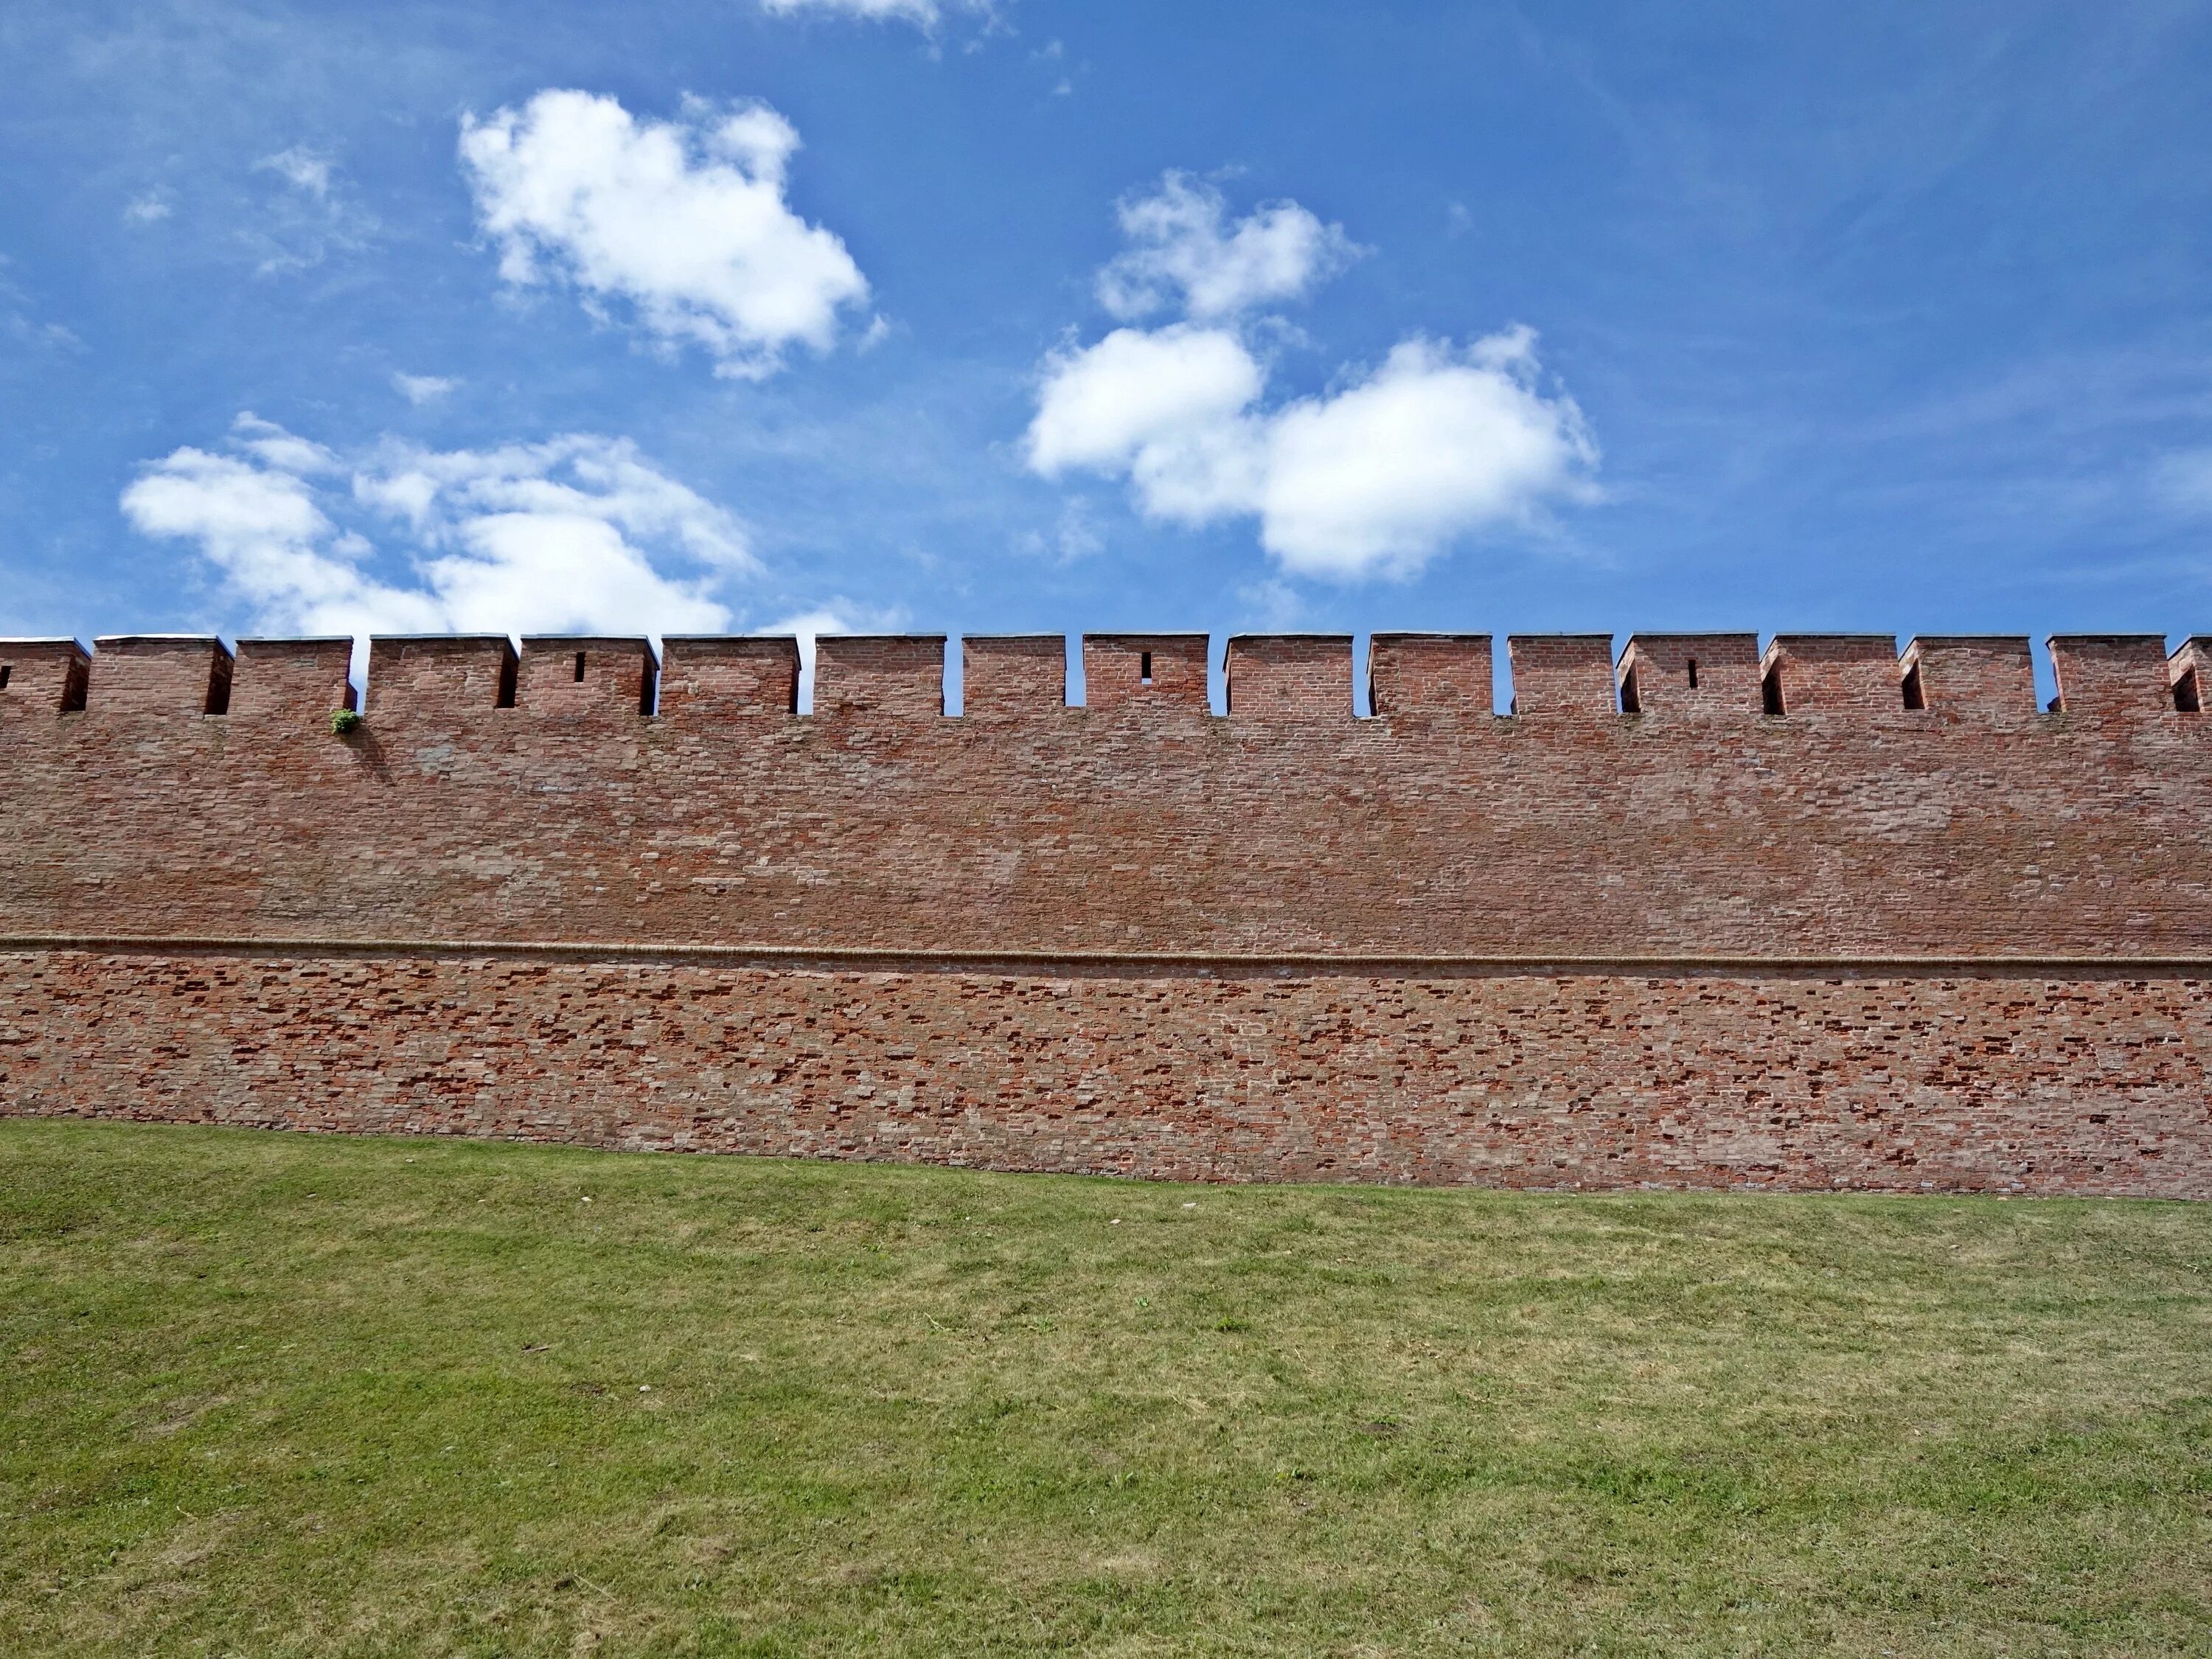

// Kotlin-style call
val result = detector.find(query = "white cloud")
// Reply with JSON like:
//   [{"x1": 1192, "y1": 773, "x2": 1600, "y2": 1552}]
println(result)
[
  {"x1": 757, "y1": 0, "x2": 1003, "y2": 26},
  {"x1": 246, "y1": 146, "x2": 375, "y2": 276},
  {"x1": 761, "y1": 0, "x2": 939, "y2": 18},
  {"x1": 119, "y1": 445, "x2": 437, "y2": 636},
  {"x1": 1029, "y1": 327, "x2": 1591, "y2": 574},
  {"x1": 458, "y1": 89, "x2": 869, "y2": 380},
  {"x1": 232, "y1": 412, "x2": 340, "y2": 476},
  {"x1": 355, "y1": 433, "x2": 757, "y2": 574},
  {"x1": 123, "y1": 192, "x2": 173, "y2": 226},
  {"x1": 1259, "y1": 332, "x2": 1599, "y2": 577},
  {"x1": 1027, "y1": 179, "x2": 1599, "y2": 580},
  {"x1": 1098, "y1": 173, "x2": 1359, "y2": 321},
  {"x1": 121, "y1": 415, "x2": 751, "y2": 647},
  {"x1": 256, "y1": 146, "x2": 333, "y2": 199},
  {"x1": 1026, "y1": 328, "x2": 1259, "y2": 467},
  {"x1": 393, "y1": 372, "x2": 459, "y2": 405}
]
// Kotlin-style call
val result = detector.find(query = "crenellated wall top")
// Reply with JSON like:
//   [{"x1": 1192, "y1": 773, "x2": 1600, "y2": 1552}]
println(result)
[
  {"x1": 2, "y1": 625, "x2": 2211, "y2": 959},
  {"x1": 6, "y1": 629, "x2": 2204, "y2": 726}
]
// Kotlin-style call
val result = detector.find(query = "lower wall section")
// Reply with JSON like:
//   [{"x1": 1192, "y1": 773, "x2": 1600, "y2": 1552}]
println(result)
[{"x1": 1, "y1": 949, "x2": 2208, "y2": 1196}]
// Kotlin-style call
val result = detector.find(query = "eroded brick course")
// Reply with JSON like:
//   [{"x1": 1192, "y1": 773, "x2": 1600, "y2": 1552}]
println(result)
[{"x1": 0, "y1": 951, "x2": 2202, "y2": 1196}]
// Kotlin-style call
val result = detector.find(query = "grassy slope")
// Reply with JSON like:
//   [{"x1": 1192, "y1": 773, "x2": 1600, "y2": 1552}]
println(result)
[{"x1": 1, "y1": 1122, "x2": 2208, "y2": 1657}]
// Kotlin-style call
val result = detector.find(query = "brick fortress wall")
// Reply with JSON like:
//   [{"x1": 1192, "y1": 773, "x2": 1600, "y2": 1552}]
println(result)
[{"x1": 2, "y1": 627, "x2": 2208, "y2": 1194}]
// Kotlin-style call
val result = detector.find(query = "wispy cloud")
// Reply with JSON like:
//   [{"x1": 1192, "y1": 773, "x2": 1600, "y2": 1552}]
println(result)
[
  {"x1": 392, "y1": 372, "x2": 459, "y2": 406},
  {"x1": 255, "y1": 145, "x2": 333, "y2": 200},
  {"x1": 757, "y1": 0, "x2": 1006, "y2": 32},
  {"x1": 245, "y1": 145, "x2": 377, "y2": 276},
  {"x1": 0, "y1": 256, "x2": 83, "y2": 353}
]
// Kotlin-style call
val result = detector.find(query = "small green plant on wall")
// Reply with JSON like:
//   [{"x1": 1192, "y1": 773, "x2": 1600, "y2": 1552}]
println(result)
[{"x1": 330, "y1": 709, "x2": 364, "y2": 736}]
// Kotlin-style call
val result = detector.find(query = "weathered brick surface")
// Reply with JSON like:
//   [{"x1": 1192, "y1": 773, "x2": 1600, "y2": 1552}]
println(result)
[
  {"x1": 0, "y1": 639, "x2": 88, "y2": 717},
  {"x1": 1761, "y1": 636, "x2": 1899, "y2": 715},
  {"x1": 1, "y1": 627, "x2": 2208, "y2": 1193},
  {"x1": 1225, "y1": 636, "x2": 1354, "y2": 720},
  {"x1": 1616, "y1": 633, "x2": 1761, "y2": 717},
  {"x1": 1083, "y1": 633, "x2": 1208, "y2": 712},
  {"x1": 1368, "y1": 634, "x2": 1492, "y2": 720},
  {"x1": 964, "y1": 636, "x2": 1066, "y2": 714},
  {"x1": 816, "y1": 636, "x2": 945, "y2": 719},
  {"x1": 1506, "y1": 635, "x2": 1615, "y2": 718},
  {"x1": 88, "y1": 636, "x2": 232, "y2": 715},
  {"x1": 229, "y1": 638, "x2": 354, "y2": 720},
  {"x1": 1, "y1": 950, "x2": 2203, "y2": 1196},
  {"x1": 658, "y1": 636, "x2": 797, "y2": 719}
]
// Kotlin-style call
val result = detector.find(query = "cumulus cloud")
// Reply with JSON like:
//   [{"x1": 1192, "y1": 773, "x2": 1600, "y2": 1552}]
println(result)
[
  {"x1": 1027, "y1": 324, "x2": 1266, "y2": 521},
  {"x1": 123, "y1": 191, "x2": 173, "y2": 226},
  {"x1": 459, "y1": 89, "x2": 869, "y2": 379},
  {"x1": 121, "y1": 414, "x2": 752, "y2": 647},
  {"x1": 1027, "y1": 179, "x2": 1598, "y2": 579},
  {"x1": 1098, "y1": 173, "x2": 1359, "y2": 321},
  {"x1": 1259, "y1": 332, "x2": 1598, "y2": 576}
]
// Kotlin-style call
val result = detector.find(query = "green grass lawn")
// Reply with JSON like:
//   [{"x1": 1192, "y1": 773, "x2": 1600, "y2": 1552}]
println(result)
[{"x1": 2, "y1": 1122, "x2": 2209, "y2": 1657}]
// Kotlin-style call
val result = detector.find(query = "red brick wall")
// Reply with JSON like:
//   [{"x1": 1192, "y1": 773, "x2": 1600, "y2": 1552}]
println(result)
[
  {"x1": 1, "y1": 949, "x2": 2203, "y2": 1197},
  {"x1": 1, "y1": 627, "x2": 2208, "y2": 1193}
]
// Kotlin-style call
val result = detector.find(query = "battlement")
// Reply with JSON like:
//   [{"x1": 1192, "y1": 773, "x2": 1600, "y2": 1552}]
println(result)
[
  {"x1": 5, "y1": 622, "x2": 2211, "y2": 1197},
  {"x1": 0, "y1": 639, "x2": 88, "y2": 714},
  {"x1": 1084, "y1": 633, "x2": 1208, "y2": 712},
  {"x1": 1368, "y1": 633, "x2": 1491, "y2": 718},
  {"x1": 7, "y1": 627, "x2": 2205, "y2": 726},
  {"x1": 660, "y1": 636, "x2": 798, "y2": 717}
]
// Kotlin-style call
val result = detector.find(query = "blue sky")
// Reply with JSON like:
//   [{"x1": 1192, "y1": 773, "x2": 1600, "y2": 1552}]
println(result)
[{"x1": 4, "y1": 0, "x2": 2209, "y2": 698}]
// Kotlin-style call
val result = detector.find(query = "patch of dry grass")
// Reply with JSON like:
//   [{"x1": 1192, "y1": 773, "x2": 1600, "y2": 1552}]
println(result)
[{"x1": 1, "y1": 1120, "x2": 2208, "y2": 1655}]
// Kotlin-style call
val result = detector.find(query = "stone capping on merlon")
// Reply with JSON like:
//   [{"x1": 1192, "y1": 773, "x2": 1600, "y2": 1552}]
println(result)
[{"x1": 0, "y1": 630, "x2": 2208, "y2": 723}]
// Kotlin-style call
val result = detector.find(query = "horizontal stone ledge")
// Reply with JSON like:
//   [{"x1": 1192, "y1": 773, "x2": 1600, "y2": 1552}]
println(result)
[{"x1": 3, "y1": 933, "x2": 2209, "y2": 983}]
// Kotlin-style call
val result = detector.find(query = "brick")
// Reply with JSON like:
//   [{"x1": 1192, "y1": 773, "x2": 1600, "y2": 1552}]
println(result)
[
  {"x1": 1506, "y1": 635, "x2": 1614, "y2": 717},
  {"x1": 659, "y1": 636, "x2": 798, "y2": 719},
  {"x1": 90, "y1": 636, "x2": 232, "y2": 715},
  {"x1": 1225, "y1": 636, "x2": 1352, "y2": 720},
  {"x1": 4, "y1": 620, "x2": 2211, "y2": 1197},
  {"x1": 1760, "y1": 635, "x2": 1901, "y2": 716},
  {"x1": 1617, "y1": 633, "x2": 1761, "y2": 717},
  {"x1": 963, "y1": 636, "x2": 1066, "y2": 715},
  {"x1": 1899, "y1": 636, "x2": 2037, "y2": 723},
  {"x1": 1368, "y1": 633, "x2": 1493, "y2": 720},
  {"x1": 1083, "y1": 633, "x2": 1208, "y2": 712},
  {"x1": 1, "y1": 952, "x2": 2204, "y2": 1198},
  {"x1": 366, "y1": 635, "x2": 515, "y2": 719},
  {"x1": 230, "y1": 638, "x2": 356, "y2": 722},
  {"x1": 0, "y1": 639, "x2": 88, "y2": 717},
  {"x1": 2172, "y1": 637, "x2": 2211, "y2": 714},
  {"x1": 518, "y1": 636, "x2": 655, "y2": 717},
  {"x1": 2050, "y1": 634, "x2": 2175, "y2": 718},
  {"x1": 815, "y1": 636, "x2": 945, "y2": 719}
]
